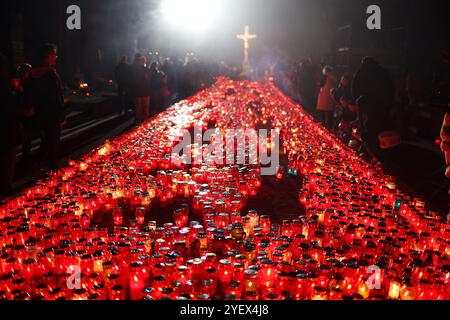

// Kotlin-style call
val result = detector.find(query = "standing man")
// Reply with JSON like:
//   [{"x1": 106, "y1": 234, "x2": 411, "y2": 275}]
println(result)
[
  {"x1": 352, "y1": 57, "x2": 394, "y2": 162},
  {"x1": 149, "y1": 62, "x2": 167, "y2": 114},
  {"x1": 131, "y1": 54, "x2": 151, "y2": 123},
  {"x1": 31, "y1": 44, "x2": 65, "y2": 171},
  {"x1": 114, "y1": 55, "x2": 131, "y2": 115},
  {"x1": 297, "y1": 59, "x2": 316, "y2": 114}
]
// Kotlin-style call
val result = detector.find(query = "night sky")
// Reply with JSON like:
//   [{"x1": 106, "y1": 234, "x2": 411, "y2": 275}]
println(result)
[
  {"x1": 132, "y1": 0, "x2": 450, "y2": 63},
  {"x1": 1, "y1": 0, "x2": 449, "y2": 75}
]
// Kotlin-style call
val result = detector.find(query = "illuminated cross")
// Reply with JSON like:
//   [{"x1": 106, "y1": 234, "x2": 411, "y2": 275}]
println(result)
[{"x1": 237, "y1": 25, "x2": 257, "y2": 76}]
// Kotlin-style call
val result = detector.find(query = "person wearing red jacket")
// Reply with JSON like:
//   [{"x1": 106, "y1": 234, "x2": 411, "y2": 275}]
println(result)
[{"x1": 131, "y1": 54, "x2": 151, "y2": 123}]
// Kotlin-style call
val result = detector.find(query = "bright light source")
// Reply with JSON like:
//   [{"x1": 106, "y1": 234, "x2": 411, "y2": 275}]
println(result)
[{"x1": 161, "y1": 0, "x2": 219, "y2": 33}]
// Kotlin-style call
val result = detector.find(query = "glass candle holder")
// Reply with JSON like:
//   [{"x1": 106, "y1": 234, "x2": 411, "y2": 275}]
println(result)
[
  {"x1": 230, "y1": 212, "x2": 242, "y2": 224},
  {"x1": 129, "y1": 261, "x2": 146, "y2": 300},
  {"x1": 216, "y1": 213, "x2": 230, "y2": 229},
  {"x1": 109, "y1": 284, "x2": 125, "y2": 300},
  {"x1": 198, "y1": 231, "x2": 208, "y2": 251},
  {"x1": 223, "y1": 280, "x2": 241, "y2": 299},
  {"x1": 243, "y1": 269, "x2": 258, "y2": 297},
  {"x1": 173, "y1": 208, "x2": 188, "y2": 228},
  {"x1": 231, "y1": 223, "x2": 245, "y2": 245},
  {"x1": 142, "y1": 287, "x2": 155, "y2": 300},
  {"x1": 72, "y1": 288, "x2": 89, "y2": 300},
  {"x1": 311, "y1": 286, "x2": 328, "y2": 300},
  {"x1": 242, "y1": 217, "x2": 252, "y2": 237},
  {"x1": 387, "y1": 279, "x2": 401, "y2": 300},
  {"x1": 152, "y1": 275, "x2": 167, "y2": 300},
  {"x1": 112, "y1": 207, "x2": 123, "y2": 226},
  {"x1": 399, "y1": 282, "x2": 416, "y2": 300},
  {"x1": 247, "y1": 210, "x2": 259, "y2": 228},
  {"x1": 259, "y1": 215, "x2": 271, "y2": 234},
  {"x1": 218, "y1": 259, "x2": 233, "y2": 284},
  {"x1": 135, "y1": 207, "x2": 146, "y2": 225}
]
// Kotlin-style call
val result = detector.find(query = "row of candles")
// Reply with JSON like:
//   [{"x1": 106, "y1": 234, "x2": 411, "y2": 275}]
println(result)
[
  {"x1": 0, "y1": 207, "x2": 448, "y2": 300},
  {"x1": 0, "y1": 78, "x2": 448, "y2": 300}
]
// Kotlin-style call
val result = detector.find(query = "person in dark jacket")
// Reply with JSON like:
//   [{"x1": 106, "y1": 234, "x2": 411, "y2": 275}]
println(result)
[
  {"x1": 31, "y1": 44, "x2": 65, "y2": 170},
  {"x1": 0, "y1": 53, "x2": 20, "y2": 197},
  {"x1": 131, "y1": 53, "x2": 151, "y2": 123},
  {"x1": 160, "y1": 58, "x2": 174, "y2": 109},
  {"x1": 297, "y1": 59, "x2": 316, "y2": 114},
  {"x1": 149, "y1": 62, "x2": 168, "y2": 114},
  {"x1": 352, "y1": 57, "x2": 394, "y2": 161},
  {"x1": 114, "y1": 55, "x2": 131, "y2": 115},
  {"x1": 161, "y1": 58, "x2": 175, "y2": 93}
]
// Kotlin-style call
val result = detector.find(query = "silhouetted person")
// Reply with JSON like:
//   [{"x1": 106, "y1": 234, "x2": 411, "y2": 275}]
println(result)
[
  {"x1": 149, "y1": 62, "x2": 168, "y2": 114},
  {"x1": 114, "y1": 55, "x2": 131, "y2": 115},
  {"x1": 297, "y1": 59, "x2": 316, "y2": 113},
  {"x1": 31, "y1": 44, "x2": 65, "y2": 170},
  {"x1": 0, "y1": 53, "x2": 20, "y2": 197},
  {"x1": 161, "y1": 58, "x2": 175, "y2": 94},
  {"x1": 331, "y1": 74, "x2": 357, "y2": 131},
  {"x1": 309, "y1": 57, "x2": 322, "y2": 112},
  {"x1": 404, "y1": 68, "x2": 429, "y2": 139},
  {"x1": 352, "y1": 57, "x2": 394, "y2": 161},
  {"x1": 131, "y1": 54, "x2": 151, "y2": 122},
  {"x1": 184, "y1": 59, "x2": 201, "y2": 97}
]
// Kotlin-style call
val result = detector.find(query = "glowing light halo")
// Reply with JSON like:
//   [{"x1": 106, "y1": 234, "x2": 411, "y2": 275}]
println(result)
[{"x1": 160, "y1": 0, "x2": 219, "y2": 33}]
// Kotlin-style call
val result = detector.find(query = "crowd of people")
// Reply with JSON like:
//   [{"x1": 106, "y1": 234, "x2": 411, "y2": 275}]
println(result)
[
  {"x1": 0, "y1": 44, "x2": 65, "y2": 198},
  {"x1": 2, "y1": 44, "x2": 447, "y2": 198},
  {"x1": 114, "y1": 53, "x2": 220, "y2": 123},
  {"x1": 276, "y1": 55, "x2": 450, "y2": 195},
  {"x1": 0, "y1": 45, "x2": 233, "y2": 198},
  {"x1": 275, "y1": 57, "x2": 396, "y2": 163}
]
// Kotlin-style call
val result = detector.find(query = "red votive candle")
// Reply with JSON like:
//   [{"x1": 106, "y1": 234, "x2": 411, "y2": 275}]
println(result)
[
  {"x1": 129, "y1": 261, "x2": 146, "y2": 300},
  {"x1": 113, "y1": 207, "x2": 123, "y2": 226}
]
